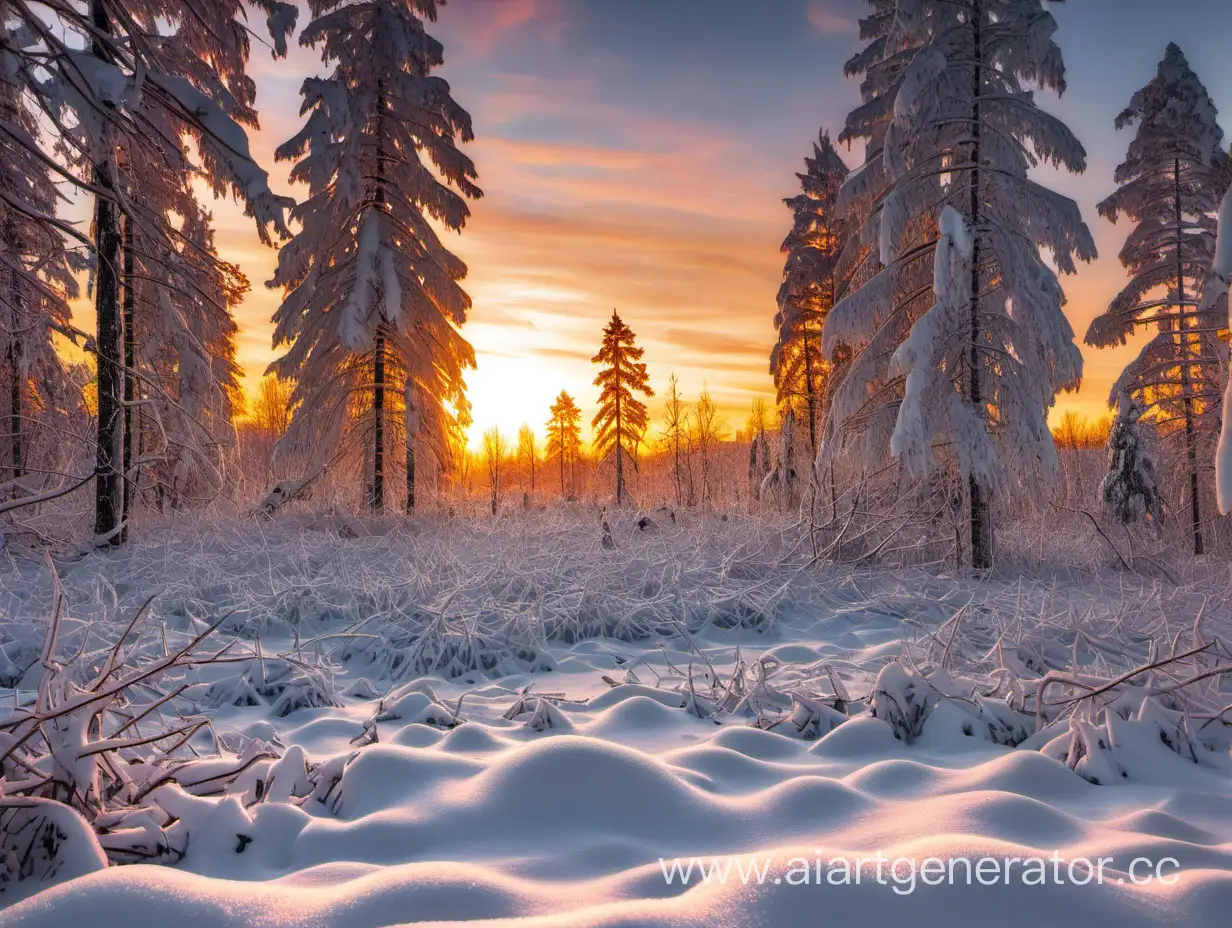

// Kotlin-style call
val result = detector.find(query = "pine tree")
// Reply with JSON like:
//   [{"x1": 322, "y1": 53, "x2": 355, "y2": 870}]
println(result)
[
  {"x1": 828, "y1": 0, "x2": 1096, "y2": 568},
  {"x1": 591, "y1": 311, "x2": 653, "y2": 506},
  {"x1": 0, "y1": 55, "x2": 81, "y2": 499},
  {"x1": 773, "y1": 131, "x2": 848, "y2": 451},
  {"x1": 131, "y1": 203, "x2": 249, "y2": 512},
  {"x1": 0, "y1": 1, "x2": 296, "y2": 538},
  {"x1": 1085, "y1": 44, "x2": 1231, "y2": 556},
  {"x1": 268, "y1": 0, "x2": 481, "y2": 512},
  {"x1": 748, "y1": 429, "x2": 772, "y2": 503},
  {"x1": 546, "y1": 390, "x2": 582, "y2": 497},
  {"x1": 1101, "y1": 393, "x2": 1165, "y2": 526},
  {"x1": 762, "y1": 408, "x2": 800, "y2": 508},
  {"x1": 820, "y1": 0, "x2": 927, "y2": 470}
]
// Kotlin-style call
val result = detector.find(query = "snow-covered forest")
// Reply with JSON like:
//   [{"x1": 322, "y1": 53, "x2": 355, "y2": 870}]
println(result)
[{"x1": 4, "y1": 1, "x2": 1232, "y2": 925}]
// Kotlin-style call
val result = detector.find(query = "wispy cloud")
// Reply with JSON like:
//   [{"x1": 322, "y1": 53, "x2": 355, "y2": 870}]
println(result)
[
  {"x1": 806, "y1": 0, "x2": 857, "y2": 36},
  {"x1": 446, "y1": 0, "x2": 570, "y2": 58}
]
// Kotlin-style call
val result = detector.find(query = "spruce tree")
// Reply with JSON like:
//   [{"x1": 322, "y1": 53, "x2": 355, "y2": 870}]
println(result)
[
  {"x1": 826, "y1": 0, "x2": 1096, "y2": 568},
  {"x1": 591, "y1": 311, "x2": 652, "y2": 506},
  {"x1": 1085, "y1": 44, "x2": 1231, "y2": 556},
  {"x1": 773, "y1": 130, "x2": 848, "y2": 451},
  {"x1": 820, "y1": 0, "x2": 927, "y2": 470},
  {"x1": 1101, "y1": 393, "x2": 1165, "y2": 526},
  {"x1": 268, "y1": 0, "x2": 481, "y2": 512},
  {"x1": 0, "y1": 1, "x2": 295, "y2": 539},
  {"x1": 546, "y1": 391, "x2": 582, "y2": 497}
]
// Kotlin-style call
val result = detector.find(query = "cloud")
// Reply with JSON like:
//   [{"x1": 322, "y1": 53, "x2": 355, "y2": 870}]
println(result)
[
  {"x1": 446, "y1": 0, "x2": 571, "y2": 57},
  {"x1": 806, "y1": 1, "x2": 857, "y2": 36},
  {"x1": 662, "y1": 328, "x2": 767, "y2": 358}
]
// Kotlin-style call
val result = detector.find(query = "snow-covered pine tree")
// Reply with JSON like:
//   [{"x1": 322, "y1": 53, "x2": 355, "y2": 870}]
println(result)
[
  {"x1": 830, "y1": 0, "x2": 1096, "y2": 568},
  {"x1": 772, "y1": 130, "x2": 848, "y2": 452},
  {"x1": 1084, "y1": 44, "x2": 1231, "y2": 556},
  {"x1": 546, "y1": 390, "x2": 582, "y2": 497},
  {"x1": 2, "y1": 1, "x2": 296, "y2": 539},
  {"x1": 1211, "y1": 185, "x2": 1232, "y2": 514},
  {"x1": 761, "y1": 407, "x2": 800, "y2": 508},
  {"x1": 748, "y1": 428, "x2": 772, "y2": 503},
  {"x1": 1101, "y1": 393, "x2": 1165, "y2": 526},
  {"x1": 269, "y1": 0, "x2": 481, "y2": 513},
  {"x1": 819, "y1": 0, "x2": 928, "y2": 470},
  {"x1": 127, "y1": 196, "x2": 249, "y2": 513},
  {"x1": 0, "y1": 49, "x2": 82, "y2": 500},
  {"x1": 110, "y1": 1, "x2": 298, "y2": 523},
  {"x1": 591, "y1": 311, "x2": 653, "y2": 506}
]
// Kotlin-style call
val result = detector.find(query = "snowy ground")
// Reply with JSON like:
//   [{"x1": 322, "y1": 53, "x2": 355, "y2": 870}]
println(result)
[{"x1": 2, "y1": 510, "x2": 1232, "y2": 926}]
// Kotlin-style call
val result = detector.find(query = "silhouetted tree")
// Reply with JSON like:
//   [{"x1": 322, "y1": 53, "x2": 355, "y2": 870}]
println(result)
[{"x1": 591, "y1": 311, "x2": 652, "y2": 505}]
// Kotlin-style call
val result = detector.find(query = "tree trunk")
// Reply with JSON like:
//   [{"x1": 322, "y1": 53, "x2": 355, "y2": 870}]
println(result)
[
  {"x1": 967, "y1": 4, "x2": 992, "y2": 570},
  {"x1": 558, "y1": 418, "x2": 565, "y2": 495},
  {"x1": 368, "y1": 83, "x2": 387, "y2": 513},
  {"x1": 369, "y1": 329, "x2": 385, "y2": 511},
  {"x1": 1175, "y1": 156, "x2": 1203, "y2": 555},
  {"x1": 674, "y1": 432, "x2": 682, "y2": 506},
  {"x1": 7, "y1": 260, "x2": 21, "y2": 489},
  {"x1": 121, "y1": 212, "x2": 135, "y2": 540},
  {"x1": 405, "y1": 441, "x2": 415, "y2": 514},
  {"x1": 91, "y1": 0, "x2": 122, "y2": 544},
  {"x1": 802, "y1": 321, "x2": 818, "y2": 454},
  {"x1": 614, "y1": 387, "x2": 624, "y2": 506}
]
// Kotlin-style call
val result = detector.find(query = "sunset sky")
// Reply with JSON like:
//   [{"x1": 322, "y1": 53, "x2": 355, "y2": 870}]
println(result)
[{"x1": 75, "y1": 0, "x2": 1232, "y2": 446}]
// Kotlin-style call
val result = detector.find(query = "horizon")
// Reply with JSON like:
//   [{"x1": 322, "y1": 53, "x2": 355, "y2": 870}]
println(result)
[{"x1": 66, "y1": 0, "x2": 1232, "y2": 449}]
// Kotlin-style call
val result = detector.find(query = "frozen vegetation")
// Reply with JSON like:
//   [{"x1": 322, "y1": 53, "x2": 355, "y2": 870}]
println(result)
[{"x1": 3, "y1": 509, "x2": 1232, "y2": 924}]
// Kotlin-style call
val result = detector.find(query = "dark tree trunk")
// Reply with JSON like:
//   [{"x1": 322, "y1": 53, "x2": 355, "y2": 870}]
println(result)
[
  {"x1": 558, "y1": 418, "x2": 565, "y2": 495},
  {"x1": 121, "y1": 212, "x2": 135, "y2": 540},
  {"x1": 91, "y1": 0, "x2": 122, "y2": 544},
  {"x1": 7, "y1": 261, "x2": 21, "y2": 489},
  {"x1": 802, "y1": 321, "x2": 818, "y2": 454},
  {"x1": 368, "y1": 83, "x2": 388, "y2": 513},
  {"x1": 1175, "y1": 156, "x2": 1203, "y2": 555},
  {"x1": 405, "y1": 441, "x2": 415, "y2": 514},
  {"x1": 369, "y1": 330, "x2": 385, "y2": 511},
  {"x1": 614, "y1": 388, "x2": 624, "y2": 506},
  {"x1": 967, "y1": 4, "x2": 992, "y2": 570}
]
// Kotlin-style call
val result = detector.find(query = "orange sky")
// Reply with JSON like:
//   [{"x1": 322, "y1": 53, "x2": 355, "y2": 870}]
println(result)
[{"x1": 65, "y1": 0, "x2": 1232, "y2": 447}]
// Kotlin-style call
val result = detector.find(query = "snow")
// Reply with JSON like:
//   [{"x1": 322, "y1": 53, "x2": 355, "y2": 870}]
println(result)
[{"x1": 4, "y1": 512, "x2": 1232, "y2": 924}]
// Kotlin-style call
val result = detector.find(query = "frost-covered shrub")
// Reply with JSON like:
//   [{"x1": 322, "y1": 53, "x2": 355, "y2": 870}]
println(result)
[
  {"x1": 870, "y1": 662, "x2": 932, "y2": 744},
  {"x1": 205, "y1": 658, "x2": 340, "y2": 717},
  {"x1": 1039, "y1": 693, "x2": 1232, "y2": 785},
  {"x1": 0, "y1": 634, "x2": 41, "y2": 688},
  {"x1": 343, "y1": 617, "x2": 555, "y2": 682},
  {"x1": 763, "y1": 696, "x2": 848, "y2": 740},
  {"x1": 375, "y1": 684, "x2": 460, "y2": 729},
  {"x1": 0, "y1": 798, "x2": 108, "y2": 902}
]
